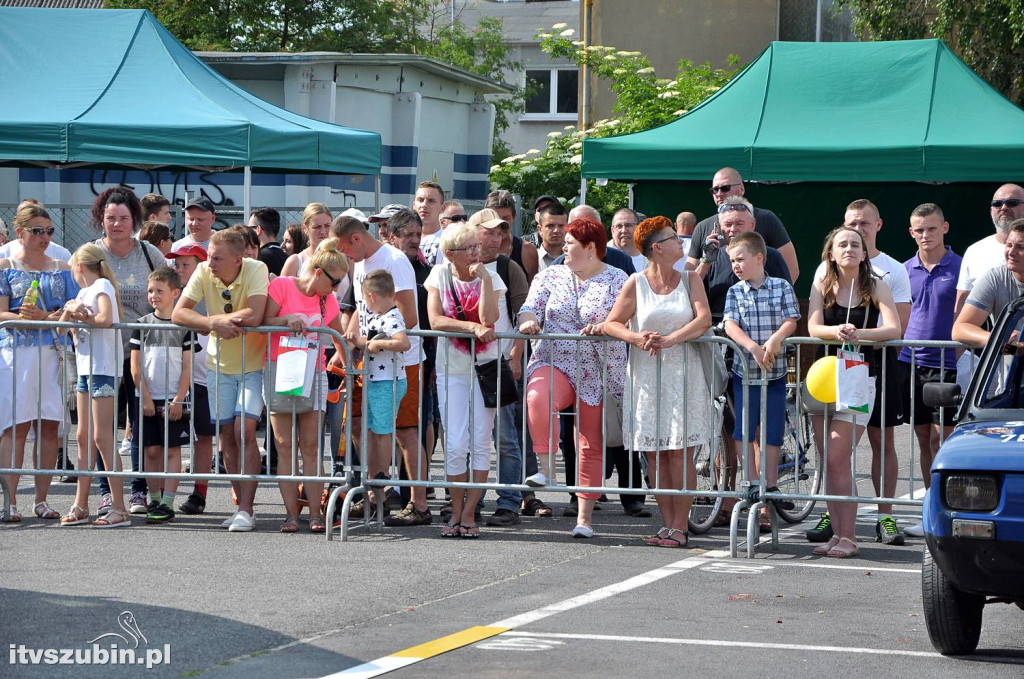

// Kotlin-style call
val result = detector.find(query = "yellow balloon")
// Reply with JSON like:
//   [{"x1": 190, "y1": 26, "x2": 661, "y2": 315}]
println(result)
[{"x1": 806, "y1": 355, "x2": 837, "y2": 403}]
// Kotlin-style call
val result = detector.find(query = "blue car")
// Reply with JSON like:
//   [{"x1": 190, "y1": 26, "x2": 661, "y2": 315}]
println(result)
[{"x1": 921, "y1": 297, "x2": 1024, "y2": 655}]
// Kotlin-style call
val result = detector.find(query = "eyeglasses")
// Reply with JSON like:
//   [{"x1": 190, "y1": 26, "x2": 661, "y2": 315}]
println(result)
[
  {"x1": 449, "y1": 244, "x2": 480, "y2": 253},
  {"x1": 221, "y1": 289, "x2": 233, "y2": 314},
  {"x1": 651, "y1": 235, "x2": 677, "y2": 247},
  {"x1": 28, "y1": 227, "x2": 55, "y2": 237},
  {"x1": 718, "y1": 203, "x2": 751, "y2": 214},
  {"x1": 611, "y1": 222, "x2": 637, "y2": 231},
  {"x1": 318, "y1": 267, "x2": 342, "y2": 289},
  {"x1": 992, "y1": 199, "x2": 1023, "y2": 209},
  {"x1": 710, "y1": 184, "x2": 738, "y2": 194},
  {"x1": 442, "y1": 214, "x2": 468, "y2": 222}
]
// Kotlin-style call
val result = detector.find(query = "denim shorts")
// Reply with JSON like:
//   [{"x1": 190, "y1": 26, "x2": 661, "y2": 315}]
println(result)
[
  {"x1": 367, "y1": 378, "x2": 407, "y2": 435},
  {"x1": 75, "y1": 374, "x2": 118, "y2": 398},
  {"x1": 732, "y1": 375, "x2": 786, "y2": 447},
  {"x1": 207, "y1": 370, "x2": 265, "y2": 425}
]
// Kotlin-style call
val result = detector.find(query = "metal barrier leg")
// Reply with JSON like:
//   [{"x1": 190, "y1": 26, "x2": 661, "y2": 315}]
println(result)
[
  {"x1": 324, "y1": 482, "x2": 353, "y2": 542},
  {"x1": 729, "y1": 499, "x2": 750, "y2": 558},
  {"x1": 0, "y1": 474, "x2": 10, "y2": 521}
]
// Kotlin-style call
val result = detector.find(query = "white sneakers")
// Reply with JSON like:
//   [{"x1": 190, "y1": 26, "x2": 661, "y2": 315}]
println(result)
[
  {"x1": 571, "y1": 524, "x2": 594, "y2": 539},
  {"x1": 221, "y1": 510, "x2": 255, "y2": 532},
  {"x1": 525, "y1": 472, "x2": 548, "y2": 487}
]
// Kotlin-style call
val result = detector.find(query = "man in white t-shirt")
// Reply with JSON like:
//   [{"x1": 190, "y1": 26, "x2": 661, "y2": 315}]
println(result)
[
  {"x1": 609, "y1": 208, "x2": 646, "y2": 273},
  {"x1": 333, "y1": 217, "x2": 430, "y2": 525},
  {"x1": 809, "y1": 199, "x2": 912, "y2": 546},
  {"x1": 172, "y1": 196, "x2": 216, "y2": 251},
  {"x1": 954, "y1": 184, "x2": 1024, "y2": 390},
  {"x1": 414, "y1": 181, "x2": 445, "y2": 265}
]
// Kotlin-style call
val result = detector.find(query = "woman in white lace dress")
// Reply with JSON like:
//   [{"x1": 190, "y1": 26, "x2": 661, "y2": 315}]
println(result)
[{"x1": 605, "y1": 216, "x2": 713, "y2": 548}]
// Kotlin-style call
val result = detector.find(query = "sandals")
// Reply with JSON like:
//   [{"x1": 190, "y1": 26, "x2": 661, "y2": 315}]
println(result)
[
  {"x1": 758, "y1": 512, "x2": 773, "y2": 534},
  {"x1": 2, "y1": 505, "x2": 21, "y2": 523},
  {"x1": 459, "y1": 524, "x2": 480, "y2": 539},
  {"x1": 441, "y1": 522, "x2": 461, "y2": 538},
  {"x1": 646, "y1": 527, "x2": 670, "y2": 546},
  {"x1": 712, "y1": 509, "x2": 731, "y2": 528},
  {"x1": 827, "y1": 537, "x2": 860, "y2": 558},
  {"x1": 280, "y1": 517, "x2": 300, "y2": 533},
  {"x1": 813, "y1": 537, "x2": 840, "y2": 556},
  {"x1": 521, "y1": 497, "x2": 553, "y2": 518},
  {"x1": 61, "y1": 505, "x2": 90, "y2": 526},
  {"x1": 309, "y1": 516, "x2": 326, "y2": 533},
  {"x1": 658, "y1": 528, "x2": 688, "y2": 548},
  {"x1": 92, "y1": 509, "x2": 131, "y2": 529},
  {"x1": 34, "y1": 501, "x2": 60, "y2": 520}
]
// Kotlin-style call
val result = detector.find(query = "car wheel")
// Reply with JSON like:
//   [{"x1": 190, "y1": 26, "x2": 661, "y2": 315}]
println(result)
[{"x1": 922, "y1": 547, "x2": 985, "y2": 655}]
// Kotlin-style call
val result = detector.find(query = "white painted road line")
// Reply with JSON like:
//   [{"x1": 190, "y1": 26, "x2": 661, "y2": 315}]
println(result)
[{"x1": 501, "y1": 631, "x2": 942, "y2": 659}]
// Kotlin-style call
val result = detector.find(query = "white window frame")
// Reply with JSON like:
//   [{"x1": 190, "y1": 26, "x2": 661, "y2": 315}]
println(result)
[{"x1": 521, "y1": 67, "x2": 578, "y2": 121}]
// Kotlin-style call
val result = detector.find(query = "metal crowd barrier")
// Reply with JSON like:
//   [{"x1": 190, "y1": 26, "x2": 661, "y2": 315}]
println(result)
[
  {"x1": 0, "y1": 317, "x2": 975, "y2": 557},
  {"x1": 0, "y1": 320, "x2": 358, "y2": 531}
]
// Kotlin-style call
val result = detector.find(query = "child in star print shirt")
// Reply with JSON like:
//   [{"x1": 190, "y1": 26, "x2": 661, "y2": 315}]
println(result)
[{"x1": 352, "y1": 271, "x2": 411, "y2": 460}]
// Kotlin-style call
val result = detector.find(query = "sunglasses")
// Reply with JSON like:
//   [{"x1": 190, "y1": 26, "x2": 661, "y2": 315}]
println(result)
[
  {"x1": 28, "y1": 226, "x2": 56, "y2": 236},
  {"x1": 449, "y1": 244, "x2": 480, "y2": 253},
  {"x1": 442, "y1": 214, "x2": 468, "y2": 222},
  {"x1": 718, "y1": 203, "x2": 751, "y2": 214},
  {"x1": 651, "y1": 234, "x2": 677, "y2": 246},
  {"x1": 221, "y1": 289, "x2": 233, "y2": 314},
  {"x1": 318, "y1": 267, "x2": 342, "y2": 289},
  {"x1": 709, "y1": 184, "x2": 737, "y2": 195},
  {"x1": 992, "y1": 199, "x2": 1023, "y2": 209}
]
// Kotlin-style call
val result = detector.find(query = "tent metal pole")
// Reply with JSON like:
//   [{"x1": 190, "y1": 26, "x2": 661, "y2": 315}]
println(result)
[
  {"x1": 374, "y1": 174, "x2": 381, "y2": 212},
  {"x1": 243, "y1": 166, "x2": 252, "y2": 218},
  {"x1": 579, "y1": 176, "x2": 587, "y2": 206}
]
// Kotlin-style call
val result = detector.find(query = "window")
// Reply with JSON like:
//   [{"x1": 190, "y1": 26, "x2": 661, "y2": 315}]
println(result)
[{"x1": 524, "y1": 68, "x2": 578, "y2": 117}]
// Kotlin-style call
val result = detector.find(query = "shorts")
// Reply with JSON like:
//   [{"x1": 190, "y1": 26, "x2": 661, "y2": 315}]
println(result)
[
  {"x1": 190, "y1": 384, "x2": 215, "y2": 437},
  {"x1": 75, "y1": 374, "x2": 117, "y2": 398},
  {"x1": 140, "y1": 400, "x2": 192, "y2": 449},
  {"x1": 264, "y1": 360, "x2": 328, "y2": 415},
  {"x1": 208, "y1": 370, "x2": 264, "y2": 425},
  {"x1": 367, "y1": 378, "x2": 407, "y2": 435},
  {"x1": 868, "y1": 351, "x2": 906, "y2": 429},
  {"x1": 904, "y1": 364, "x2": 957, "y2": 426},
  {"x1": 731, "y1": 375, "x2": 786, "y2": 446},
  {"x1": 395, "y1": 364, "x2": 421, "y2": 429},
  {"x1": 831, "y1": 377, "x2": 876, "y2": 428}
]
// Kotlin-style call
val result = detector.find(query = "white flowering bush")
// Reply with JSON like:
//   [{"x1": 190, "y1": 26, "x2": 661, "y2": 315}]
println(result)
[{"x1": 492, "y1": 28, "x2": 739, "y2": 226}]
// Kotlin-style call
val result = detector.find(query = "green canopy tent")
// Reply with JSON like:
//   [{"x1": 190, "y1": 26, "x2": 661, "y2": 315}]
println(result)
[
  {"x1": 0, "y1": 8, "x2": 381, "y2": 211},
  {"x1": 582, "y1": 40, "x2": 1024, "y2": 292}
]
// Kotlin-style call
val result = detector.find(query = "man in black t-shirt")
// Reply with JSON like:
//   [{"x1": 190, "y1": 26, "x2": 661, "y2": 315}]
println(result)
[
  {"x1": 685, "y1": 167, "x2": 799, "y2": 283},
  {"x1": 249, "y1": 207, "x2": 288, "y2": 276}
]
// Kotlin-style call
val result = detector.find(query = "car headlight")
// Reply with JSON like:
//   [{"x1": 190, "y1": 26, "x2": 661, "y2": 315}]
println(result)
[{"x1": 944, "y1": 474, "x2": 999, "y2": 511}]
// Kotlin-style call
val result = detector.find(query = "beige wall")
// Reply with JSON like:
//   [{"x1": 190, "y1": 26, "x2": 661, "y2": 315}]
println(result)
[{"x1": 583, "y1": 0, "x2": 779, "y2": 123}]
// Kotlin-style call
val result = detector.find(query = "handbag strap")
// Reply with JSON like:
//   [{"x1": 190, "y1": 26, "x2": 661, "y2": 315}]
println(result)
[{"x1": 444, "y1": 265, "x2": 467, "y2": 322}]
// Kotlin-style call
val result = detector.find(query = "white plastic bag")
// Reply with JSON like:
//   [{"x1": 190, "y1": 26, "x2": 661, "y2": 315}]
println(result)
[
  {"x1": 275, "y1": 336, "x2": 317, "y2": 397},
  {"x1": 835, "y1": 347, "x2": 869, "y2": 414}
]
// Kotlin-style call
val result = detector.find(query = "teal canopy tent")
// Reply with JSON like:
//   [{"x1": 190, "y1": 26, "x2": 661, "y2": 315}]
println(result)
[{"x1": 0, "y1": 8, "x2": 381, "y2": 175}]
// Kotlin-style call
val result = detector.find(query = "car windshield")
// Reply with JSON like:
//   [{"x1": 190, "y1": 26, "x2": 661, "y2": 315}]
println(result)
[{"x1": 977, "y1": 305, "x2": 1024, "y2": 409}]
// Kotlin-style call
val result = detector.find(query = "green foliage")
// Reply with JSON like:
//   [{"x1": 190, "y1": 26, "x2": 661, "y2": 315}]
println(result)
[
  {"x1": 836, "y1": 0, "x2": 1024, "y2": 106},
  {"x1": 490, "y1": 28, "x2": 739, "y2": 229}
]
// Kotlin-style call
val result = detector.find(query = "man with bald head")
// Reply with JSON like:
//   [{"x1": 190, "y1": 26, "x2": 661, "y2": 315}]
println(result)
[
  {"x1": 557, "y1": 205, "x2": 635, "y2": 275},
  {"x1": 676, "y1": 211, "x2": 696, "y2": 255},
  {"x1": 685, "y1": 167, "x2": 799, "y2": 282}
]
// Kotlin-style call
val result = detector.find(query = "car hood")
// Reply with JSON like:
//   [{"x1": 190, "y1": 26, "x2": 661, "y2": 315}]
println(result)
[{"x1": 935, "y1": 421, "x2": 1024, "y2": 473}]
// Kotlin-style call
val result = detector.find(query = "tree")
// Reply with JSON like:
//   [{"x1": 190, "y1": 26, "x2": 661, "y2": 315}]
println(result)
[
  {"x1": 489, "y1": 27, "x2": 739, "y2": 227},
  {"x1": 836, "y1": 0, "x2": 1024, "y2": 107}
]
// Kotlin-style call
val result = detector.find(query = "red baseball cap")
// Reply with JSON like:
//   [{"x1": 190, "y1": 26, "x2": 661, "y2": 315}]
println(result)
[{"x1": 167, "y1": 243, "x2": 208, "y2": 261}]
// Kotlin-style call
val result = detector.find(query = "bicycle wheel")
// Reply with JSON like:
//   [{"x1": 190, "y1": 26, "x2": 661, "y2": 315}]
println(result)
[
  {"x1": 689, "y1": 398, "x2": 730, "y2": 534},
  {"x1": 775, "y1": 407, "x2": 820, "y2": 523}
]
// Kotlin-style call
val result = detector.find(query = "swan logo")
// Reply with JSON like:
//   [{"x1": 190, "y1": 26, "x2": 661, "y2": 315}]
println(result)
[
  {"x1": 8, "y1": 610, "x2": 170, "y2": 669},
  {"x1": 88, "y1": 611, "x2": 148, "y2": 648}
]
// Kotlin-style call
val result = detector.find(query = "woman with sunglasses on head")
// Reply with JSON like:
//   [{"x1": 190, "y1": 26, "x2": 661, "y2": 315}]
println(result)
[
  {"x1": 263, "y1": 238, "x2": 350, "y2": 533},
  {"x1": 0, "y1": 203, "x2": 79, "y2": 523},
  {"x1": 91, "y1": 187, "x2": 166, "y2": 517}
]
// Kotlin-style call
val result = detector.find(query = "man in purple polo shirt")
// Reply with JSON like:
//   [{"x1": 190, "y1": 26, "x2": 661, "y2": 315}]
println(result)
[{"x1": 900, "y1": 203, "x2": 962, "y2": 537}]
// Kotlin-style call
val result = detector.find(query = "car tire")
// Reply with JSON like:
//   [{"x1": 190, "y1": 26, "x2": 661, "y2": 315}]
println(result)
[{"x1": 922, "y1": 547, "x2": 985, "y2": 655}]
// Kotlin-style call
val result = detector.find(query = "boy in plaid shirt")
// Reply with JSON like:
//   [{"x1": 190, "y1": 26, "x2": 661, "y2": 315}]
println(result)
[{"x1": 723, "y1": 232, "x2": 800, "y2": 510}]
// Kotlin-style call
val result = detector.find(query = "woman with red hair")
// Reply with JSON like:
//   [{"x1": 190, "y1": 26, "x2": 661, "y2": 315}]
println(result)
[{"x1": 518, "y1": 218, "x2": 628, "y2": 538}]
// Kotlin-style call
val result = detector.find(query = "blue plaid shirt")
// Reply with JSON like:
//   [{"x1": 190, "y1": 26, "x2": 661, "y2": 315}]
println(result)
[{"x1": 723, "y1": 275, "x2": 800, "y2": 380}]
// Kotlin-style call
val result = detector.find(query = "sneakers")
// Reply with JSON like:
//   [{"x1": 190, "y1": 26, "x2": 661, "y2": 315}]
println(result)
[
  {"x1": 178, "y1": 493, "x2": 206, "y2": 515},
  {"x1": 119, "y1": 436, "x2": 132, "y2": 455},
  {"x1": 221, "y1": 512, "x2": 239, "y2": 528},
  {"x1": 623, "y1": 502, "x2": 653, "y2": 518},
  {"x1": 904, "y1": 522, "x2": 925, "y2": 537},
  {"x1": 805, "y1": 512, "x2": 833, "y2": 543},
  {"x1": 227, "y1": 510, "x2": 255, "y2": 532},
  {"x1": 128, "y1": 492, "x2": 148, "y2": 515},
  {"x1": 525, "y1": 472, "x2": 548, "y2": 487},
  {"x1": 485, "y1": 508, "x2": 521, "y2": 527},
  {"x1": 384, "y1": 488, "x2": 404, "y2": 511},
  {"x1": 571, "y1": 524, "x2": 594, "y2": 539},
  {"x1": 876, "y1": 515, "x2": 906, "y2": 545},
  {"x1": 97, "y1": 493, "x2": 113, "y2": 517},
  {"x1": 383, "y1": 503, "x2": 433, "y2": 527},
  {"x1": 146, "y1": 502, "x2": 175, "y2": 524}
]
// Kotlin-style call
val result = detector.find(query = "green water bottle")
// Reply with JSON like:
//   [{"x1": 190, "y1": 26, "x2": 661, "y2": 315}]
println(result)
[{"x1": 20, "y1": 280, "x2": 40, "y2": 318}]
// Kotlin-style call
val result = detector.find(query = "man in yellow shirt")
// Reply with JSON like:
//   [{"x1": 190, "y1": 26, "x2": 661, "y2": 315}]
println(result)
[{"x1": 173, "y1": 229, "x2": 268, "y2": 532}]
